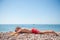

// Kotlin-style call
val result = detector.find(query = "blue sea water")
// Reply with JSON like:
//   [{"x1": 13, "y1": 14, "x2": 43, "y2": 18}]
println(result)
[{"x1": 0, "y1": 24, "x2": 60, "y2": 32}]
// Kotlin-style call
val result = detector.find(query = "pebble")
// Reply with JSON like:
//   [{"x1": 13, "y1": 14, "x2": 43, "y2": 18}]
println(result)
[{"x1": 0, "y1": 32, "x2": 60, "y2": 40}]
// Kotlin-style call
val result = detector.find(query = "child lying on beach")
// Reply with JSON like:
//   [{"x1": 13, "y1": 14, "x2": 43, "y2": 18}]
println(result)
[{"x1": 10, "y1": 27, "x2": 58, "y2": 36}]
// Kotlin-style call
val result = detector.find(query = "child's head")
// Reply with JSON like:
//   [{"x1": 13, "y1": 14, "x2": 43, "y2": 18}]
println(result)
[{"x1": 15, "y1": 27, "x2": 21, "y2": 32}]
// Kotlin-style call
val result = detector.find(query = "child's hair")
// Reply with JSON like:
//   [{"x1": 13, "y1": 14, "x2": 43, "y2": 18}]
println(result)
[{"x1": 15, "y1": 27, "x2": 21, "y2": 32}]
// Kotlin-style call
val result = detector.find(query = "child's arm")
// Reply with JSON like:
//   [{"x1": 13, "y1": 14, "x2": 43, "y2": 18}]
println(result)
[{"x1": 10, "y1": 32, "x2": 17, "y2": 36}]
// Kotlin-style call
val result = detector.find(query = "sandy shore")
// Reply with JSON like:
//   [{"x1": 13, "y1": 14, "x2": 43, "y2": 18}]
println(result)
[{"x1": 0, "y1": 32, "x2": 60, "y2": 40}]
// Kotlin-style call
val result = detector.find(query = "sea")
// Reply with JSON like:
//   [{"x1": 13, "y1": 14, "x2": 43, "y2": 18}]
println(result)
[{"x1": 0, "y1": 24, "x2": 60, "y2": 32}]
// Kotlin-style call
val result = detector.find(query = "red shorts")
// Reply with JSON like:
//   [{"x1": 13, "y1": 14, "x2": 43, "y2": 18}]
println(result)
[{"x1": 31, "y1": 28, "x2": 40, "y2": 34}]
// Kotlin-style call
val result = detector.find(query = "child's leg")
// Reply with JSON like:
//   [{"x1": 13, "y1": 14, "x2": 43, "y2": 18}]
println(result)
[{"x1": 44, "y1": 30, "x2": 58, "y2": 36}]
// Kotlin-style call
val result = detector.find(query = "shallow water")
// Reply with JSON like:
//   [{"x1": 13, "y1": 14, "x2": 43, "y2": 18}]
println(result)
[{"x1": 0, "y1": 24, "x2": 60, "y2": 32}]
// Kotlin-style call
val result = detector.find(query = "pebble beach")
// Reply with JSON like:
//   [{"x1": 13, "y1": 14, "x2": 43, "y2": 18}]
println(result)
[{"x1": 0, "y1": 32, "x2": 60, "y2": 40}]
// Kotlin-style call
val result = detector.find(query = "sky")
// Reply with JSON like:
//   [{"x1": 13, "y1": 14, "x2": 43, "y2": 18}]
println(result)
[{"x1": 0, "y1": 0, "x2": 60, "y2": 24}]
